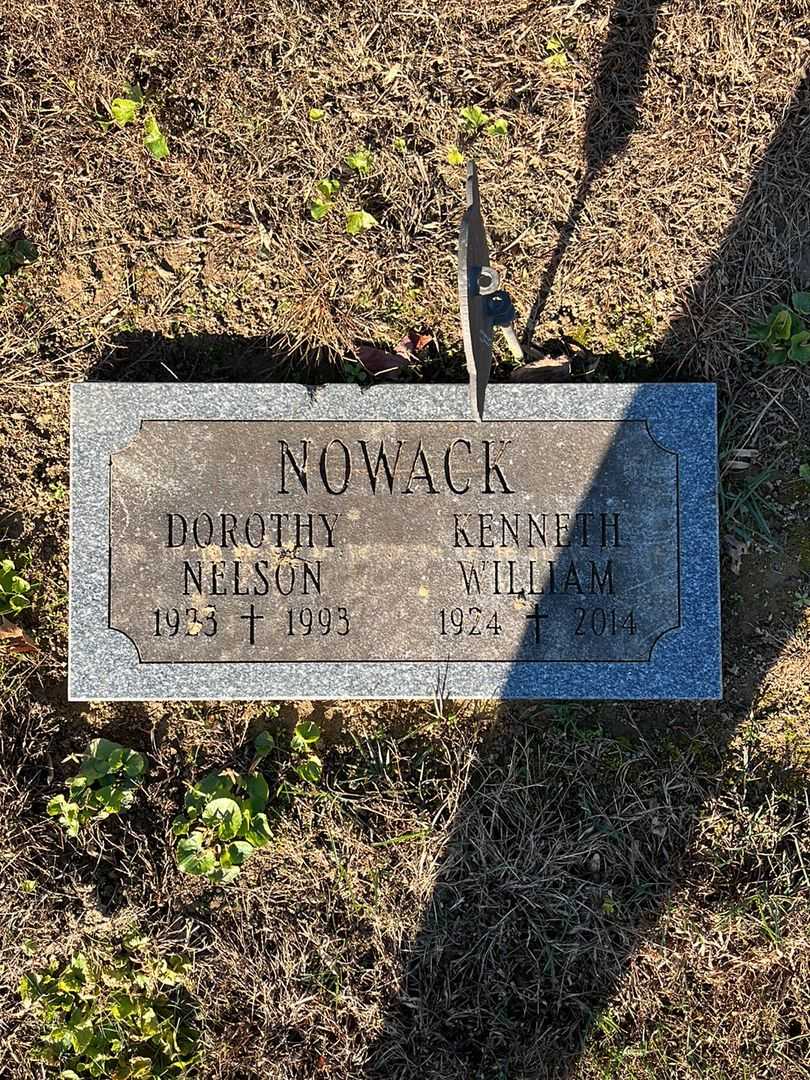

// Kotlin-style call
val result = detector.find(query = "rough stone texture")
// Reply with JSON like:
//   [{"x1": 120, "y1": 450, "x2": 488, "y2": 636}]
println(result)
[{"x1": 69, "y1": 382, "x2": 721, "y2": 700}]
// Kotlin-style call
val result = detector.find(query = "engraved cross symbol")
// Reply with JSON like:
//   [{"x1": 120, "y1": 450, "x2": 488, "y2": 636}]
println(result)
[
  {"x1": 240, "y1": 603, "x2": 264, "y2": 645},
  {"x1": 525, "y1": 603, "x2": 548, "y2": 645}
]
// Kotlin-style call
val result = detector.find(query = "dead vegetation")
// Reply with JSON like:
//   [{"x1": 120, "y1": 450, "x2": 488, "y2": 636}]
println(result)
[{"x1": 1, "y1": 0, "x2": 810, "y2": 1077}]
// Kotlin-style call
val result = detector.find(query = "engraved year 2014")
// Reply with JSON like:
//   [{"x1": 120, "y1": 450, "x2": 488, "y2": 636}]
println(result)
[{"x1": 574, "y1": 607, "x2": 636, "y2": 635}]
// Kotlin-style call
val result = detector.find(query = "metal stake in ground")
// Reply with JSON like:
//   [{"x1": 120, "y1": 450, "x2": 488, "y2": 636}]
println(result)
[{"x1": 458, "y1": 161, "x2": 523, "y2": 422}]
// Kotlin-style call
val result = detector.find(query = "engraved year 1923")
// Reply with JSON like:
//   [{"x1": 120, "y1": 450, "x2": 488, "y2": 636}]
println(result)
[{"x1": 153, "y1": 606, "x2": 217, "y2": 637}]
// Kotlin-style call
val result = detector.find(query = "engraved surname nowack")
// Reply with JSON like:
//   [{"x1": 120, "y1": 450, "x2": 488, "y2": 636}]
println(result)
[{"x1": 108, "y1": 419, "x2": 680, "y2": 664}]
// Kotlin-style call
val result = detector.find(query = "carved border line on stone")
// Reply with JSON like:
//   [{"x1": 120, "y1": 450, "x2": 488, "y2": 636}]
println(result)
[{"x1": 105, "y1": 417, "x2": 682, "y2": 666}]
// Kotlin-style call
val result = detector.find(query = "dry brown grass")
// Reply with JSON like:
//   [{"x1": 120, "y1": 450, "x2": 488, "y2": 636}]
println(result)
[
  {"x1": 1, "y1": 0, "x2": 810, "y2": 1077},
  {"x1": 0, "y1": 0, "x2": 807, "y2": 384}
]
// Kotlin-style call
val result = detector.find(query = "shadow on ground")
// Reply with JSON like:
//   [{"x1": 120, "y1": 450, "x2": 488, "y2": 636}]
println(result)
[
  {"x1": 522, "y1": 0, "x2": 665, "y2": 350},
  {"x1": 359, "y1": 67, "x2": 810, "y2": 1080},
  {"x1": 89, "y1": 329, "x2": 335, "y2": 383}
]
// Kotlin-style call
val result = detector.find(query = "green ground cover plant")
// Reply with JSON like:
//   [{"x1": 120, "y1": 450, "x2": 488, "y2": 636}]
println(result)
[
  {"x1": 173, "y1": 768, "x2": 272, "y2": 883},
  {"x1": 748, "y1": 291, "x2": 810, "y2": 365},
  {"x1": 173, "y1": 733, "x2": 274, "y2": 883},
  {"x1": 19, "y1": 935, "x2": 198, "y2": 1079},
  {"x1": 285, "y1": 719, "x2": 323, "y2": 786},
  {"x1": 173, "y1": 723, "x2": 322, "y2": 883},
  {"x1": 0, "y1": 553, "x2": 34, "y2": 617},
  {"x1": 47, "y1": 739, "x2": 147, "y2": 837}
]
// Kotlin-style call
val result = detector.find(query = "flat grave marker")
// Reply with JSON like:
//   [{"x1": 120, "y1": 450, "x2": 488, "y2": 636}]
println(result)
[{"x1": 69, "y1": 382, "x2": 721, "y2": 700}]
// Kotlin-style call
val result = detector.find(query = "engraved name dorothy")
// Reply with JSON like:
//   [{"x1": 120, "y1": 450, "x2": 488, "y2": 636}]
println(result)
[{"x1": 160, "y1": 510, "x2": 627, "y2": 600}]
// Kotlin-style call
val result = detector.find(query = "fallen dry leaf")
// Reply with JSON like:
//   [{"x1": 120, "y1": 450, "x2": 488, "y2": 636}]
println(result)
[
  {"x1": 510, "y1": 355, "x2": 571, "y2": 382},
  {"x1": 723, "y1": 533, "x2": 751, "y2": 575},
  {"x1": 355, "y1": 345, "x2": 407, "y2": 377},
  {"x1": 395, "y1": 329, "x2": 433, "y2": 357},
  {"x1": 0, "y1": 615, "x2": 39, "y2": 656}
]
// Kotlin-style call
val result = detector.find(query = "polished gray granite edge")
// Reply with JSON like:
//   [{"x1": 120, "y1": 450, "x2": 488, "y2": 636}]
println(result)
[{"x1": 69, "y1": 382, "x2": 722, "y2": 701}]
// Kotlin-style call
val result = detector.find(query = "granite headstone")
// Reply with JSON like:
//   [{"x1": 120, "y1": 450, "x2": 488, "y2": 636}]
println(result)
[{"x1": 69, "y1": 382, "x2": 721, "y2": 700}]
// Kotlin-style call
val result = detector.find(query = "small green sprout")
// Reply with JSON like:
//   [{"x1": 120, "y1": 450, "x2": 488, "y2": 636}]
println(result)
[
  {"x1": 143, "y1": 113, "x2": 169, "y2": 159},
  {"x1": 0, "y1": 554, "x2": 34, "y2": 617},
  {"x1": 544, "y1": 35, "x2": 569, "y2": 69},
  {"x1": 748, "y1": 293, "x2": 810, "y2": 365},
  {"x1": 290, "y1": 720, "x2": 322, "y2": 784},
  {"x1": 393, "y1": 135, "x2": 407, "y2": 152},
  {"x1": 799, "y1": 463, "x2": 810, "y2": 485},
  {"x1": 345, "y1": 210, "x2": 378, "y2": 236},
  {"x1": 308, "y1": 107, "x2": 326, "y2": 122},
  {"x1": 20, "y1": 937, "x2": 199, "y2": 1079},
  {"x1": 459, "y1": 105, "x2": 489, "y2": 134},
  {"x1": 462, "y1": 105, "x2": 488, "y2": 134},
  {"x1": 459, "y1": 106, "x2": 509, "y2": 139},
  {"x1": 109, "y1": 83, "x2": 144, "y2": 127},
  {"x1": 447, "y1": 145, "x2": 465, "y2": 165},
  {"x1": 485, "y1": 117, "x2": 508, "y2": 136},
  {"x1": 105, "y1": 84, "x2": 169, "y2": 160},
  {"x1": 0, "y1": 239, "x2": 38, "y2": 291},
  {"x1": 345, "y1": 147, "x2": 374, "y2": 175},
  {"x1": 47, "y1": 738, "x2": 147, "y2": 837},
  {"x1": 309, "y1": 178, "x2": 341, "y2": 221}
]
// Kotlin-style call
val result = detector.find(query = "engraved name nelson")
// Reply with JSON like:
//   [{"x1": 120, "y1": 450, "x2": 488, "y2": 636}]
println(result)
[{"x1": 107, "y1": 419, "x2": 680, "y2": 663}]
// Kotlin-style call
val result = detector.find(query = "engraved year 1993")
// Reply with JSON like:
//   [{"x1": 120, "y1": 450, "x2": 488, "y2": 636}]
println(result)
[{"x1": 286, "y1": 606, "x2": 350, "y2": 636}]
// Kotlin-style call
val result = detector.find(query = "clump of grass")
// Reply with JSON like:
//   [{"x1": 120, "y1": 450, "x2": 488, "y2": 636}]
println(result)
[
  {"x1": 20, "y1": 933, "x2": 199, "y2": 1078},
  {"x1": 47, "y1": 738, "x2": 147, "y2": 836}
]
